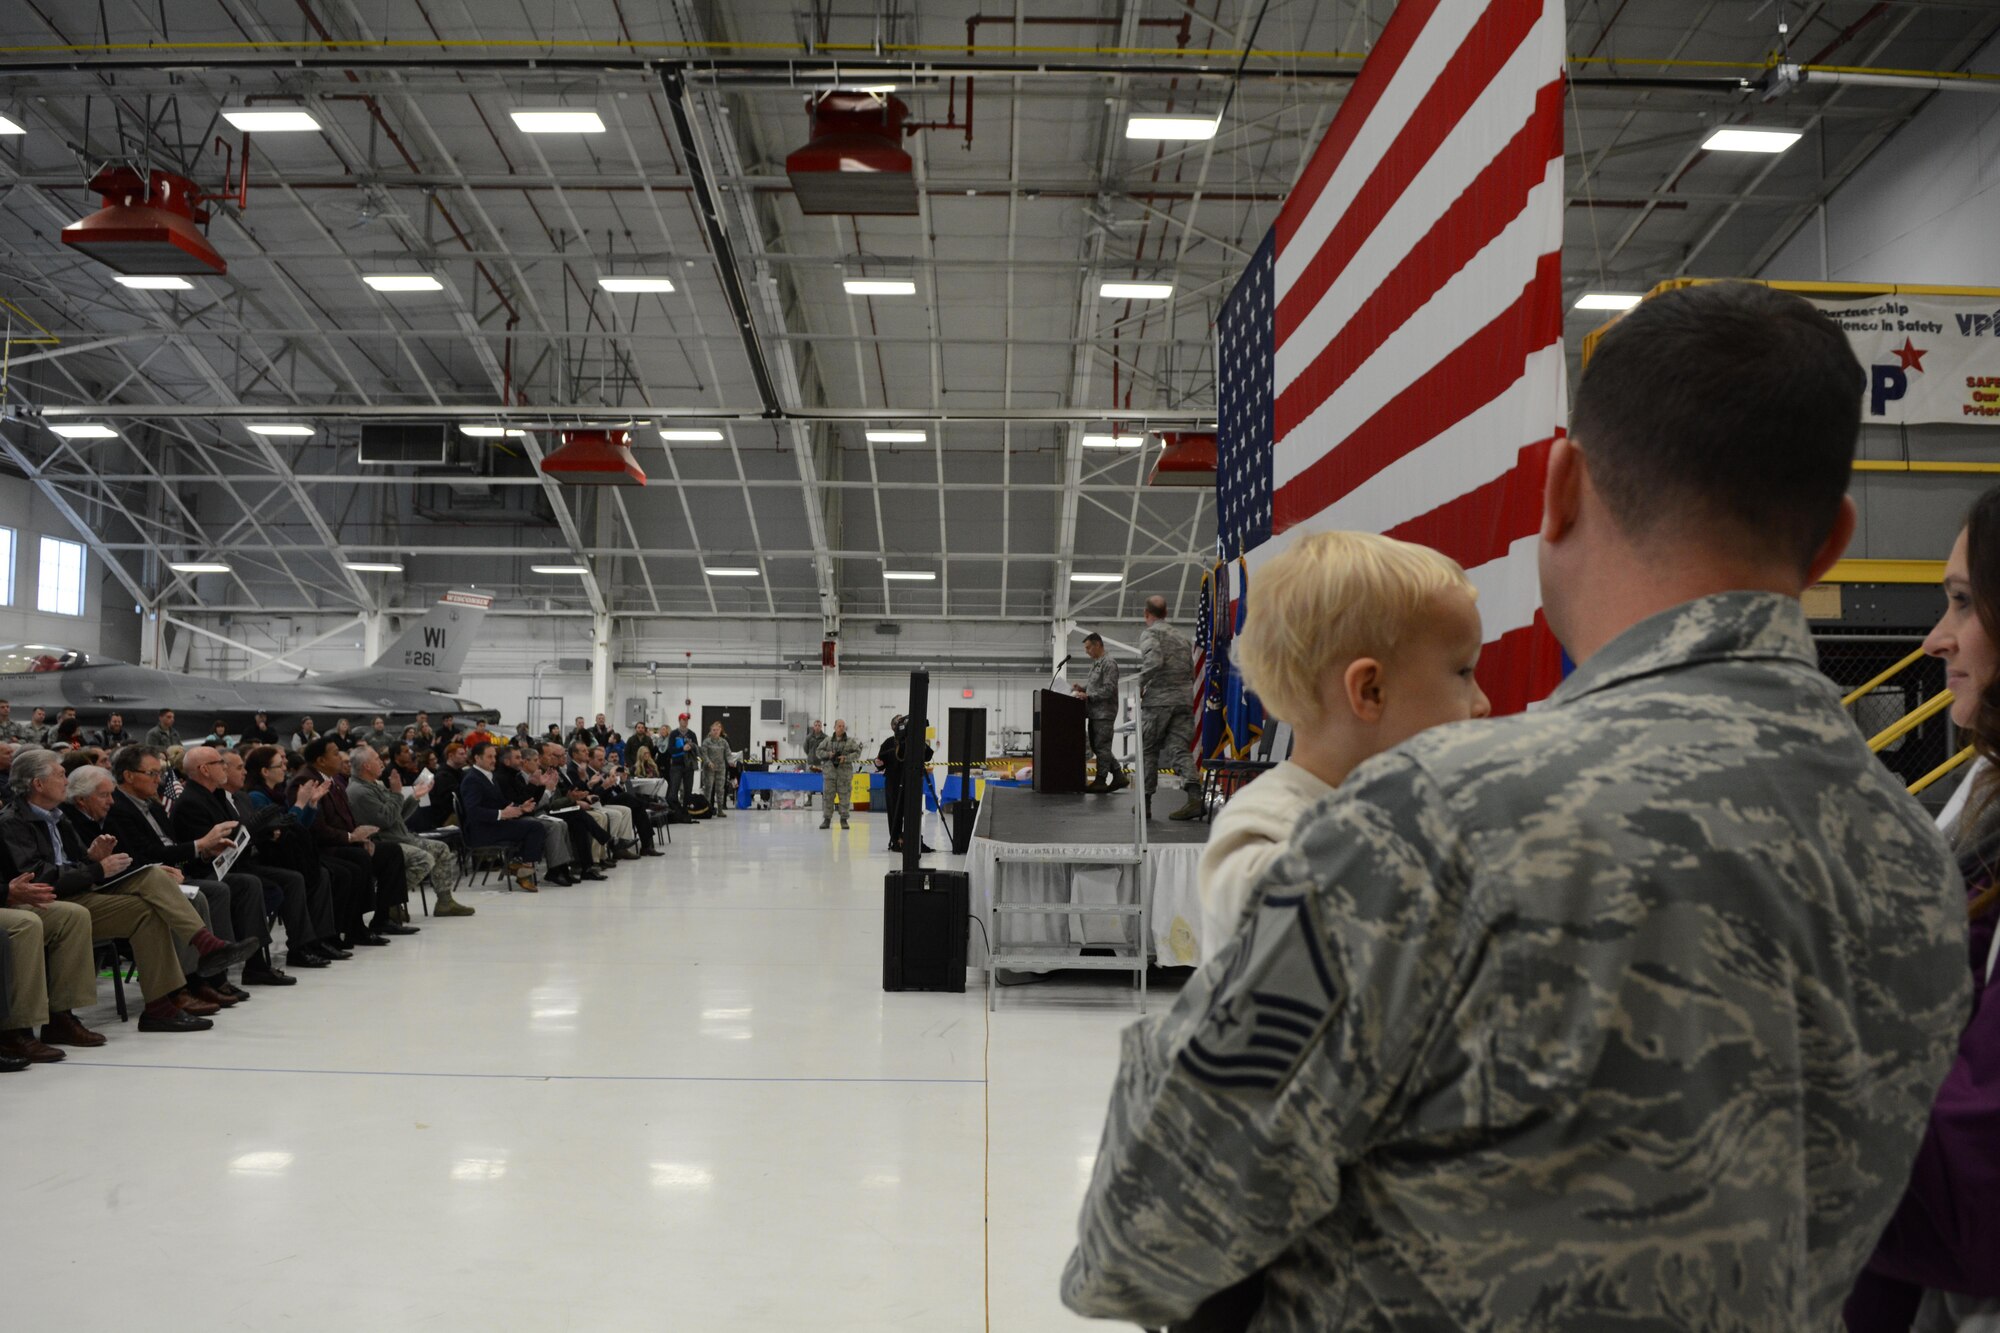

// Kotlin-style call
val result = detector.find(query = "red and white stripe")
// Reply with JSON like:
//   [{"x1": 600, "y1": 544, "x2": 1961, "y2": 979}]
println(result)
[{"x1": 1254, "y1": 0, "x2": 1567, "y2": 714}]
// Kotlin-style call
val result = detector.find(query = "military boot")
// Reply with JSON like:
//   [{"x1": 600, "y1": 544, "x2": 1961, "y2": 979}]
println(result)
[{"x1": 1168, "y1": 790, "x2": 1206, "y2": 821}]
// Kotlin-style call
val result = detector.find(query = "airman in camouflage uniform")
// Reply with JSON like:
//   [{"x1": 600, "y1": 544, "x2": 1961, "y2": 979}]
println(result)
[
  {"x1": 1138, "y1": 596, "x2": 1201, "y2": 819},
  {"x1": 1076, "y1": 632, "x2": 1126, "y2": 793},
  {"x1": 1063, "y1": 594, "x2": 1969, "y2": 1332},
  {"x1": 699, "y1": 723, "x2": 731, "y2": 818},
  {"x1": 817, "y1": 720, "x2": 862, "y2": 831}
]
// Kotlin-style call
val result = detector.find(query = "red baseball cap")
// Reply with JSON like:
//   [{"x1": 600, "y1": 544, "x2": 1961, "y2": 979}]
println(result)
[{"x1": 678, "y1": 713, "x2": 690, "y2": 721}]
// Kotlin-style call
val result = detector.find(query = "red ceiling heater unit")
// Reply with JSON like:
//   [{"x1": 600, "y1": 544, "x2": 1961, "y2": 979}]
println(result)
[
  {"x1": 785, "y1": 92, "x2": 920, "y2": 216},
  {"x1": 540, "y1": 429, "x2": 647, "y2": 486},
  {"x1": 61, "y1": 166, "x2": 229, "y2": 276},
  {"x1": 1148, "y1": 431, "x2": 1218, "y2": 488}
]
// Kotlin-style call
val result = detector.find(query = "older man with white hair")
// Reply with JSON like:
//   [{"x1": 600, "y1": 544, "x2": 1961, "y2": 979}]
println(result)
[
  {"x1": 0, "y1": 753, "x2": 257, "y2": 1032},
  {"x1": 348, "y1": 744, "x2": 470, "y2": 917}
]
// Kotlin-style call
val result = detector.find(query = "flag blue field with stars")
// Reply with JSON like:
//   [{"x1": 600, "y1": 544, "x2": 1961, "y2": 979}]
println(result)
[{"x1": 1216, "y1": 230, "x2": 1274, "y2": 562}]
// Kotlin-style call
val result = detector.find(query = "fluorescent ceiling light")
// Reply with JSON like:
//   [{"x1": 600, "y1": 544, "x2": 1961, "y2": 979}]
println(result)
[
  {"x1": 170, "y1": 561, "x2": 232, "y2": 574},
  {"x1": 530, "y1": 564, "x2": 591, "y2": 575},
  {"x1": 598, "y1": 276, "x2": 676, "y2": 293},
  {"x1": 1069, "y1": 572, "x2": 1123, "y2": 584},
  {"x1": 246, "y1": 423, "x2": 314, "y2": 437},
  {"x1": 343, "y1": 561, "x2": 405, "y2": 573},
  {"x1": 364, "y1": 274, "x2": 443, "y2": 292},
  {"x1": 1126, "y1": 114, "x2": 1219, "y2": 141},
  {"x1": 1100, "y1": 281, "x2": 1173, "y2": 299},
  {"x1": 1574, "y1": 293, "x2": 1643, "y2": 312},
  {"x1": 510, "y1": 109, "x2": 605, "y2": 134},
  {"x1": 1081, "y1": 433, "x2": 1145, "y2": 449},
  {"x1": 660, "y1": 428, "x2": 725, "y2": 442},
  {"x1": 459, "y1": 425, "x2": 526, "y2": 438},
  {"x1": 0, "y1": 116, "x2": 24, "y2": 136},
  {"x1": 704, "y1": 567, "x2": 761, "y2": 577},
  {"x1": 843, "y1": 279, "x2": 916, "y2": 296},
  {"x1": 1701, "y1": 127, "x2": 1802, "y2": 154},
  {"x1": 114, "y1": 275, "x2": 192, "y2": 290},
  {"x1": 221, "y1": 109, "x2": 322, "y2": 133},
  {"x1": 883, "y1": 570, "x2": 936, "y2": 581},
  {"x1": 48, "y1": 424, "x2": 117, "y2": 439},
  {"x1": 865, "y1": 429, "x2": 927, "y2": 443}
]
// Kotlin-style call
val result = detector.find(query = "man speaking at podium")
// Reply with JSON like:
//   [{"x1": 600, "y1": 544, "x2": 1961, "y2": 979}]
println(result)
[{"x1": 1072, "y1": 633, "x2": 1125, "y2": 793}]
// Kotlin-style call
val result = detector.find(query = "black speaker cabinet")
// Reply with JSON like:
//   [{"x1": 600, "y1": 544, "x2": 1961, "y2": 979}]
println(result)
[{"x1": 883, "y1": 868, "x2": 970, "y2": 992}]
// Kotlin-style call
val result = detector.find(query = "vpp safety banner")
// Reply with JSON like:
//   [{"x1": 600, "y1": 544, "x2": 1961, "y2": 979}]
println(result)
[{"x1": 1814, "y1": 296, "x2": 2000, "y2": 425}]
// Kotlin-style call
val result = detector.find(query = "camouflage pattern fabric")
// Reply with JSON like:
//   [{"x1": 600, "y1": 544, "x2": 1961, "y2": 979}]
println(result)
[
  {"x1": 1139, "y1": 619, "x2": 1196, "y2": 709},
  {"x1": 1141, "y1": 705, "x2": 1197, "y2": 795},
  {"x1": 1063, "y1": 591, "x2": 1969, "y2": 1332},
  {"x1": 820, "y1": 735, "x2": 863, "y2": 815},
  {"x1": 699, "y1": 735, "x2": 729, "y2": 775},
  {"x1": 1085, "y1": 653, "x2": 1123, "y2": 721}
]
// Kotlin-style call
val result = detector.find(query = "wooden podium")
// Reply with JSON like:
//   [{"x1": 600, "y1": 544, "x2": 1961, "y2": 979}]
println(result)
[{"x1": 1032, "y1": 688, "x2": 1087, "y2": 793}]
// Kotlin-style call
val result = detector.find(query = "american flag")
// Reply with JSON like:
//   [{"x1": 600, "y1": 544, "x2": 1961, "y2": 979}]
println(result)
[
  {"x1": 1220, "y1": 0, "x2": 1568, "y2": 715},
  {"x1": 1192, "y1": 566, "x2": 1213, "y2": 751}
]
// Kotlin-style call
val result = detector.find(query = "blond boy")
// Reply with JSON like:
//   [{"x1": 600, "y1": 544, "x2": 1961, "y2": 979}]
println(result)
[{"x1": 1196, "y1": 532, "x2": 1489, "y2": 960}]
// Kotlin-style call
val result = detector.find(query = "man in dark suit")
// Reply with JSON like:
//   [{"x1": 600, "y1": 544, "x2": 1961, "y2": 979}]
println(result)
[
  {"x1": 102, "y1": 744, "x2": 281, "y2": 997},
  {"x1": 460, "y1": 742, "x2": 544, "y2": 890},
  {"x1": 567, "y1": 741, "x2": 656, "y2": 856},
  {"x1": 173, "y1": 746, "x2": 308, "y2": 983},
  {"x1": 293, "y1": 737, "x2": 411, "y2": 940}
]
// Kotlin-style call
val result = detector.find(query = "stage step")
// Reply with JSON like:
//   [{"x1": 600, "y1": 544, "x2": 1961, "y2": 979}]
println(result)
[
  {"x1": 990, "y1": 848, "x2": 1141, "y2": 865},
  {"x1": 993, "y1": 902, "x2": 1141, "y2": 916},
  {"x1": 987, "y1": 952, "x2": 1145, "y2": 971}
]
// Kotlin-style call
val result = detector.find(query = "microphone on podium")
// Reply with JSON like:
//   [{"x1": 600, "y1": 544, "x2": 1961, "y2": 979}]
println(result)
[{"x1": 1048, "y1": 654, "x2": 1072, "y2": 691}]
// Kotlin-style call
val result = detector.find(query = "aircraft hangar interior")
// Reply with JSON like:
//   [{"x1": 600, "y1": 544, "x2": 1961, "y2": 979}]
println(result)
[{"x1": 1, "y1": 2, "x2": 1998, "y2": 1329}]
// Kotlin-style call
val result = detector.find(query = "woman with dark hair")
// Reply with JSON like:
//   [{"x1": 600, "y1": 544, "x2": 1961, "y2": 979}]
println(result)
[
  {"x1": 241, "y1": 746, "x2": 356, "y2": 964},
  {"x1": 1847, "y1": 486, "x2": 2000, "y2": 1331}
]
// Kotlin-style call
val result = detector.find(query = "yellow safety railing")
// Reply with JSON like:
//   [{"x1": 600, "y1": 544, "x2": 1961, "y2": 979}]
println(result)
[
  {"x1": 1910, "y1": 746, "x2": 1976, "y2": 797},
  {"x1": 1842, "y1": 647, "x2": 1930, "y2": 708},
  {"x1": 1868, "y1": 691, "x2": 1953, "y2": 753}
]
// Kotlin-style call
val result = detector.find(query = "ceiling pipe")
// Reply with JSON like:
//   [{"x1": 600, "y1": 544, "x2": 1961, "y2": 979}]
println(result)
[
  {"x1": 1761, "y1": 62, "x2": 2000, "y2": 98},
  {"x1": 23, "y1": 404, "x2": 1214, "y2": 423}
]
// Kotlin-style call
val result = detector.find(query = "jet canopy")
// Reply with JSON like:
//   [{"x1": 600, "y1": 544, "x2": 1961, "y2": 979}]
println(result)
[{"x1": 0, "y1": 645, "x2": 91, "y2": 674}]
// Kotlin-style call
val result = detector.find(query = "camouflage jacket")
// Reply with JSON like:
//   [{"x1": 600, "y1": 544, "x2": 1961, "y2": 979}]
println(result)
[
  {"x1": 819, "y1": 735, "x2": 862, "y2": 777},
  {"x1": 1083, "y1": 654, "x2": 1121, "y2": 720},
  {"x1": 1138, "y1": 620, "x2": 1195, "y2": 710},
  {"x1": 698, "y1": 735, "x2": 729, "y2": 774},
  {"x1": 1063, "y1": 591, "x2": 1968, "y2": 1332}
]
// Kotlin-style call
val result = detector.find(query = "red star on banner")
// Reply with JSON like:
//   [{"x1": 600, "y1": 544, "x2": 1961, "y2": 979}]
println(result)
[{"x1": 1894, "y1": 338, "x2": 1928, "y2": 372}]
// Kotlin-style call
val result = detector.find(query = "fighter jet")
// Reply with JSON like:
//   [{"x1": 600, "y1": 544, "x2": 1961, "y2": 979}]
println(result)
[{"x1": 0, "y1": 590, "x2": 498, "y2": 732}]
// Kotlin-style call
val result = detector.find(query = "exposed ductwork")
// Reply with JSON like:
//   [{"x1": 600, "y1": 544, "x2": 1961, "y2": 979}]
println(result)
[
  {"x1": 785, "y1": 92, "x2": 919, "y2": 215},
  {"x1": 60, "y1": 166, "x2": 228, "y2": 276}
]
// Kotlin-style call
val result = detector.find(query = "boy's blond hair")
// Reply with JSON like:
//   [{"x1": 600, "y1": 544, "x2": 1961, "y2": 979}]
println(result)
[{"x1": 1235, "y1": 531, "x2": 1475, "y2": 726}]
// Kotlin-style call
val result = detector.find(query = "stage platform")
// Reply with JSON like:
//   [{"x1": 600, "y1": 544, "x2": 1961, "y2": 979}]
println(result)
[{"x1": 968, "y1": 785, "x2": 1209, "y2": 971}]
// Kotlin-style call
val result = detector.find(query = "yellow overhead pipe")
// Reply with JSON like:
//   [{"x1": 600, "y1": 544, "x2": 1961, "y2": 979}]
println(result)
[
  {"x1": 1868, "y1": 691, "x2": 1952, "y2": 753},
  {"x1": 1854, "y1": 460, "x2": 2000, "y2": 476},
  {"x1": 1841, "y1": 647, "x2": 1929, "y2": 708},
  {"x1": 1821, "y1": 560, "x2": 1946, "y2": 584},
  {"x1": 1910, "y1": 746, "x2": 1975, "y2": 797}
]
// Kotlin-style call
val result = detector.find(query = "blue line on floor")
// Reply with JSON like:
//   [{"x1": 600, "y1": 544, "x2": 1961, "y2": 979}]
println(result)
[{"x1": 60, "y1": 1060, "x2": 985, "y2": 1086}]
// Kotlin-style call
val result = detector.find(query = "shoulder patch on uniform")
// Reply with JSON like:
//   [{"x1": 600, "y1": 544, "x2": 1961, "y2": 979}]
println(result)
[{"x1": 1177, "y1": 889, "x2": 1342, "y2": 1094}]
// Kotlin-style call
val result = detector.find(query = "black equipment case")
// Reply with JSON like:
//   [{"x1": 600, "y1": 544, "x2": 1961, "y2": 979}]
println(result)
[{"x1": 882, "y1": 867, "x2": 970, "y2": 992}]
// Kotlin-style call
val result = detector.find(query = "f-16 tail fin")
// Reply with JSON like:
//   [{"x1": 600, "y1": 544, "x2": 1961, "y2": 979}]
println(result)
[{"x1": 321, "y1": 590, "x2": 491, "y2": 691}]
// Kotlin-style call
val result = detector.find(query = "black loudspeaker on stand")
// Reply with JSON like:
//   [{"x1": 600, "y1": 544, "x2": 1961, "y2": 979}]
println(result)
[{"x1": 884, "y1": 667, "x2": 970, "y2": 993}]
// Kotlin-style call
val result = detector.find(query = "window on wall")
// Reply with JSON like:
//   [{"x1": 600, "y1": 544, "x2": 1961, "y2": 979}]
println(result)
[
  {"x1": 0, "y1": 528, "x2": 14, "y2": 606},
  {"x1": 36, "y1": 536, "x2": 85, "y2": 617}
]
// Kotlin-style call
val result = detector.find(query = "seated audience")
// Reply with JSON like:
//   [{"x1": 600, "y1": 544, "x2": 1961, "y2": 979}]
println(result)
[
  {"x1": 458, "y1": 742, "x2": 544, "y2": 891},
  {"x1": 292, "y1": 737, "x2": 411, "y2": 940},
  {"x1": 290, "y1": 716, "x2": 320, "y2": 753},
  {"x1": 1200, "y1": 532, "x2": 1490, "y2": 961},
  {"x1": 241, "y1": 711, "x2": 279, "y2": 745},
  {"x1": 103, "y1": 744, "x2": 276, "y2": 998},
  {"x1": 199, "y1": 720, "x2": 230, "y2": 748},
  {"x1": 171, "y1": 745, "x2": 302, "y2": 987},
  {"x1": 329, "y1": 717, "x2": 356, "y2": 751},
  {"x1": 3, "y1": 752, "x2": 256, "y2": 1031},
  {"x1": 0, "y1": 700, "x2": 33, "y2": 743},
  {"x1": 245, "y1": 746, "x2": 362, "y2": 957},
  {"x1": 348, "y1": 744, "x2": 470, "y2": 917},
  {"x1": 0, "y1": 866, "x2": 102, "y2": 1063},
  {"x1": 216, "y1": 748, "x2": 343, "y2": 971},
  {"x1": 362, "y1": 717, "x2": 395, "y2": 752}
]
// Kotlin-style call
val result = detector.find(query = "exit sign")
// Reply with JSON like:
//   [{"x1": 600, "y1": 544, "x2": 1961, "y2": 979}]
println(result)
[{"x1": 961, "y1": 688, "x2": 974, "y2": 699}]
